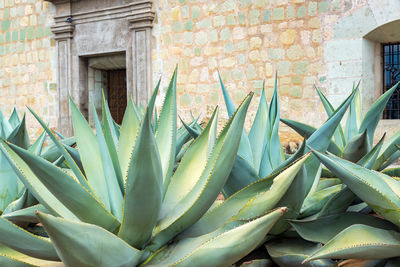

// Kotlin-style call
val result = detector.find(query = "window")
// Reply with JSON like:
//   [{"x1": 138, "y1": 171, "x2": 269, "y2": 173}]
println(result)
[{"x1": 383, "y1": 43, "x2": 400, "y2": 119}]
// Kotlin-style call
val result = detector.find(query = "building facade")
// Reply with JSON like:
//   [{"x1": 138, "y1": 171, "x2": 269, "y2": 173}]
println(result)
[{"x1": 0, "y1": 0, "x2": 399, "y2": 142}]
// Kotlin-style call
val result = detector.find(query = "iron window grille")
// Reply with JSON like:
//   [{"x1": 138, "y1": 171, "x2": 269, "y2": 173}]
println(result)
[{"x1": 383, "y1": 43, "x2": 400, "y2": 119}]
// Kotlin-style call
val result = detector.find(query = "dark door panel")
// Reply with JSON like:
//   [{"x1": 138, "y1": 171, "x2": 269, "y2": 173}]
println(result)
[{"x1": 108, "y1": 69, "x2": 127, "y2": 124}]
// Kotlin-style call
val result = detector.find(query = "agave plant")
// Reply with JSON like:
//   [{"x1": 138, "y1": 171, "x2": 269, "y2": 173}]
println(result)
[
  {"x1": 282, "y1": 83, "x2": 400, "y2": 172},
  {"x1": 0, "y1": 108, "x2": 54, "y2": 216},
  {"x1": 260, "y1": 84, "x2": 400, "y2": 265},
  {"x1": 218, "y1": 74, "x2": 284, "y2": 197},
  {"x1": 215, "y1": 76, "x2": 400, "y2": 265},
  {"x1": 0, "y1": 70, "x2": 313, "y2": 266},
  {"x1": 288, "y1": 150, "x2": 400, "y2": 265},
  {"x1": 219, "y1": 74, "x2": 360, "y2": 234}
]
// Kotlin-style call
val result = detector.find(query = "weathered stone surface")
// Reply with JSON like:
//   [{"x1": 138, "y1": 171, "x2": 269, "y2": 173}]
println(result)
[
  {"x1": 2, "y1": 0, "x2": 399, "y2": 143},
  {"x1": 280, "y1": 29, "x2": 296, "y2": 45}
]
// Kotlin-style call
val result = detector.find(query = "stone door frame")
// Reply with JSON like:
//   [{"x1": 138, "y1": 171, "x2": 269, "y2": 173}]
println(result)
[{"x1": 47, "y1": 0, "x2": 154, "y2": 136}]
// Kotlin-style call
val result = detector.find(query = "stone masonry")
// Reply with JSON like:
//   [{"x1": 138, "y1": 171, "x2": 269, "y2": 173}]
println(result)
[
  {"x1": 0, "y1": 0, "x2": 56, "y2": 137},
  {"x1": 1, "y1": 0, "x2": 400, "y2": 143},
  {"x1": 152, "y1": 0, "x2": 353, "y2": 143}
]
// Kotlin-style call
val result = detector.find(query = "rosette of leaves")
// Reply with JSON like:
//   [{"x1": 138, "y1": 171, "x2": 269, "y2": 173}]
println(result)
[
  {"x1": 219, "y1": 73, "x2": 359, "y2": 235},
  {"x1": 0, "y1": 70, "x2": 311, "y2": 266},
  {"x1": 0, "y1": 108, "x2": 53, "y2": 216}
]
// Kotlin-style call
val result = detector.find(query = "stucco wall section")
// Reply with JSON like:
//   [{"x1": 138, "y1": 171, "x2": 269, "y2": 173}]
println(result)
[{"x1": 0, "y1": 0, "x2": 57, "y2": 136}]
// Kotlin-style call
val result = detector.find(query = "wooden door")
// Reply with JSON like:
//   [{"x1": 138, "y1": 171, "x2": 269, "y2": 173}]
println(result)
[{"x1": 108, "y1": 70, "x2": 127, "y2": 124}]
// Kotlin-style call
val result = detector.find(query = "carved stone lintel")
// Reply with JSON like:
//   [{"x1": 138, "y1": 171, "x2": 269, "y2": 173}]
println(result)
[
  {"x1": 51, "y1": 24, "x2": 74, "y2": 40},
  {"x1": 128, "y1": 13, "x2": 155, "y2": 30}
]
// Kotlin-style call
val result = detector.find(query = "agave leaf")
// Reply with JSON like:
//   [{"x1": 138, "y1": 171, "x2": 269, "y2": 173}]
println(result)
[
  {"x1": 101, "y1": 91, "x2": 118, "y2": 148},
  {"x1": 90, "y1": 102, "x2": 124, "y2": 220},
  {"x1": 290, "y1": 212, "x2": 398, "y2": 244},
  {"x1": 7, "y1": 115, "x2": 30, "y2": 150},
  {"x1": 0, "y1": 140, "x2": 77, "y2": 220},
  {"x1": 269, "y1": 166, "x2": 308, "y2": 235},
  {"x1": 181, "y1": 154, "x2": 309, "y2": 239},
  {"x1": 259, "y1": 76, "x2": 284, "y2": 177},
  {"x1": 2, "y1": 189, "x2": 28, "y2": 215},
  {"x1": 315, "y1": 85, "x2": 346, "y2": 148},
  {"x1": 101, "y1": 93, "x2": 123, "y2": 192},
  {"x1": 153, "y1": 107, "x2": 158, "y2": 133},
  {"x1": 306, "y1": 89, "x2": 359, "y2": 193},
  {"x1": 379, "y1": 151, "x2": 400, "y2": 170},
  {"x1": 358, "y1": 82, "x2": 399, "y2": 145},
  {"x1": 321, "y1": 168, "x2": 336, "y2": 178},
  {"x1": 316, "y1": 178, "x2": 342, "y2": 191},
  {"x1": 156, "y1": 68, "x2": 177, "y2": 194},
  {"x1": 342, "y1": 130, "x2": 370, "y2": 162},
  {"x1": 267, "y1": 141, "x2": 308, "y2": 234},
  {"x1": 149, "y1": 94, "x2": 253, "y2": 251},
  {"x1": 62, "y1": 144, "x2": 84, "y2": 174},
  {"x1": 302, "y1": 89, "x2": 358, "y2": 201},
  {"x1": 266, "y1": 238, "x2": 336, "y2": 267},
  {"x1": 345, "y1": 88, "x2": 362, "y2": 141},
  {"x1": 0, "y1": 215, "x2": 58, "y2": 260},
  {"x1": 162, "y1": 108, "x2": 218, "y2": 216},
  {"x1": 300, "y1": 184, "x2": 344, "y2": 217},
  {"x1": 118, "y1": 107, "x2": 163, "y2": 249},
  {"x1": 70, "y1": 98, "x2": 111, "y2": 210},
  {"x1": 39, "y1": 137, "x2": 75, "y2": 164},
  {"x1": 305, "y1": 224, "x2": 400, "y2": 262},
  {"x1": 176, "y1": 139, "x2": 193, "y2": 163},
  {"x1": 0, "y1": 143, "x2": 20, "y2": 213},
  {"x1": 307, "y1": 88, "x2": 358, "y2": 153},
  {"x1": 218, "y1": 71, "x2": 236, "y2": 117},
  {"x1": 280, "y1": 118, "x2": 342, "y2": 156},
  {"x1": 222, "y1": 155, "x2": 260, "y2": 198},
  {"x1": 382, "y1": 167, "x2": 400, "y2": 177},
  {"x1": 0, "y1": 244, "x2": 64, "y2": 267},
  {"x1": 179, "y1": 117, "x2": 201, "y2": 139},
  {"x1": 28, "y1": 130, "x2": 46, "y2": 156},
  {"x1": 29, "y1": 108, "x2": 90, "y2": 190},
  {"x1": 312, "y1": 150, "x2": 400, "y2": 227},
  {"x1": 249, "y1": 85, "x2": 268, "y2": 171},
  {"x1": 2, "y1": 186, "x2": 38, "y2": 217},
  {"x1": 0, "y1": 111, "x2": 13, "y2": 138},
  {"x1": 2, "y1": 204, "x2": 49, "y2": 223},
  {"x1": 219, "y1": 72, "x2": 254, "y2": 167},
  {"x1": 7, "y1": 141, "x2": 120, "y2": 232},
  {"x1": 274, "y1": 140, "x2": 306, "y2": 172},
  {"x1": 358, "y1": 134, "x2": 385, "y2": 169},
  {"x1": 118, "y1": 99, "x2": 141, "y2": 182},
  {"x1": 346, "y1": 202, "x2": 371, "y2": 213},
  {"x1": 0, "y1": 254, "x2": 34, "y2": 267},
  {"x1": 143, "y1": 208, "x2": 286, "y2": 267},
  {"x1": 316, "y1": 186, "x2": 355, "y2": 218},
  {"x1": 176, "y1": 118, "x2": 197, "y2": 156},
  {"x1": 36, "y1": 212, "x2": 142, "y2": 267},
  {"x1": 8, "y1": 108, "x2": 20, "y2": 129},
  {"x1": 374, "y1": 130, "x2": 400, "y2": 170}
]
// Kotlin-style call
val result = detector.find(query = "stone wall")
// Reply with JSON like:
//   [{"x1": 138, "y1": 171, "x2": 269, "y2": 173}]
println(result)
[
  {"x1": 1, "y1": 0, "x2": 399, "y2": 143},
  {"x1": 0, "y1": 0, "x2": 57, "y2": 137},
  {"x1": 151, "y1": 0, "x2": 397, "y2": 144},
  {"x1": 152, "y1": 0, "x2": 337, "y2": 144}
]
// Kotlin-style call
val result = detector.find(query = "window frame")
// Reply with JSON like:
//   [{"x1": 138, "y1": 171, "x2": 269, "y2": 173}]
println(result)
[{"x1": 382, "y1": 42, "x2": 400, "y2": 119}]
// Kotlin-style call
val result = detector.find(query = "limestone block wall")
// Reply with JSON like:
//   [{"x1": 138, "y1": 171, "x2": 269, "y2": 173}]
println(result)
[
  {"x1": 0, "y1": 0, "x2": 57, "y2": 137},
  {"x1": 151, "y1": 0, "x2": 377, "y2": 143},
  {"x1": 0, "y1": 0, "x2": 399, "y2": 142}
]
